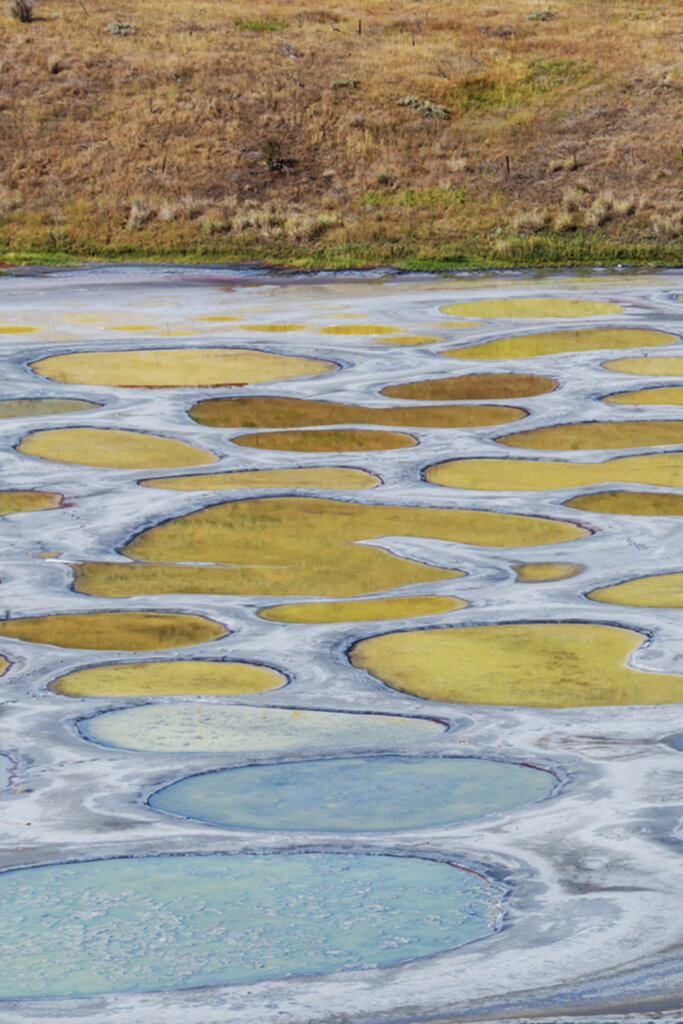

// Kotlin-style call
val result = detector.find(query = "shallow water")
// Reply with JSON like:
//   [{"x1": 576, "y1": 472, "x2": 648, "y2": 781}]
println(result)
[
  {"x1": 0, "y1": 852, "x2": 497, "y2": 998},
  {"x1": 71, "y1": 496, "x2": 584, "y2": 599},
  {"x1": 32, "y1": 348, "x2": 335, "y2": 387},
  {"x1": 81, "y1": 704, "x2": 444, "y2": 753},
  {"x1": 51, "y1": 660, "x2": 286, "y2": 697},
  {"x1": 18, "y1": 427, "x2": 216, "y2": 468},
  {"x1": 350, "y1": 622, "x2": 683, "y2": 706},
  {"x1": 445, "y1": 328, "x2": 677, "y2": 360},
  {"x1": 190, "y1": 394, "x2": 525, "y2": 428},
  {"x1": 1, "y1": 267, "x2": 683, "y2": 1024},
  {"x1": 150, "y1": 755, "x2": 554, "y2": 832},
  {"x1": 0, "y1": 611, "x2": 225, "y2": 650}
]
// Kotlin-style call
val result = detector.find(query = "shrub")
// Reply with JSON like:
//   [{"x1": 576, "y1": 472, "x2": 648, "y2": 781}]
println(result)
[
  {"x1": 106, "y1": 20, "x2": 137, "y2": 35},
  {"x1": 397, "y1": 95, "x2": 449, "y2": 119},
  {"x1": 9, "y1": 0, "x2": 33, "y2": 22}
]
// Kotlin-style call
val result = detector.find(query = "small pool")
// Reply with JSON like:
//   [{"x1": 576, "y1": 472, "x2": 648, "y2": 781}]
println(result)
[
  {"x1": 0, "y1": 852, "x2": 498, "y2": 999},
  {"x1": 149, "y1": 755, "x2": 556, "y2": 832},
  {"x1": 80, "y1": 703, "x2": 445, "y2": 753}
]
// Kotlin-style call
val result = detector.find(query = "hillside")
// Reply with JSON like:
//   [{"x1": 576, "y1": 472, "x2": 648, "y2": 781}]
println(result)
[{"x1": 1, "y1": 0, "x2": 682, "y2": 267}]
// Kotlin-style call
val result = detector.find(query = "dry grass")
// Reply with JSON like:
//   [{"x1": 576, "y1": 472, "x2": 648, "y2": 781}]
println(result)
[{"x1": 0, "y1": 0, "x2": 681, "y2": 265}]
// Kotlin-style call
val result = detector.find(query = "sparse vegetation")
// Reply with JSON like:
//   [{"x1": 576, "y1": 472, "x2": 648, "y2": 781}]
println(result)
[
  {"x1": 234, "y1": 16, "x2": 287, "y2": 31},
  {"x1": 106, "y1": 19, "x2": 136, "y2": 35},
  {"x1": 397, "y1": 95, "x2": 450, "y2": 118},
  {"x1": 0, "y1": 0, "x2": 680, "y2": 267}
]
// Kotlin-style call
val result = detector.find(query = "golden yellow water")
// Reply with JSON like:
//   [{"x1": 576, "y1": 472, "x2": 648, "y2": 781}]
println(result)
[
  {"x1": 0, "y1": 326, "x2": 37, "y2": 334},
  {"x1": 513, "y1": 562, "x2": 583, "y2": 582},
  {"x1": 604, "y1": 356, "x2": 683, "y2": 376},
  {"x1": 0, "y1": 612, "x2": 226, "y2": 650},
  {"x1": 589, "y1": 573, "x2": 683, "y2": 608},
  {"x1": 0, "y1": 657, "x2": 9, "y2": 677},
  {"x1": 51, "y1": 660, "x2": 284, "y2": 697},
  {"x1": 233, "y1": 429, "x2": 417, "y2": 452},
  {"x1": 242, "y1": 324, "x2": 309, "y2": 332},
  {"x1": 189, "y1": 396, "x2": 524, "y2": 430},
  {"x1": 140, "y1": 467, "x2": 380, "y2": 491},
  {"x1": 445, "y1": 329, "x2": 676, "y2": 361},
  {"x1": 350, "y1": 622, "x2": 683, "y2": 707},
  {"x1": 566, "y1": 491, "x2": 683, "y2": 516},
  {"x1": 320, "y1": 325, "x2": 399, "y2": 335},
  {"x1": 197, "y1": 316, "x2": 243, "y2": 322},
  {"x1": 0, "y1": 399, "x2": 100, "y2": 418},
  {"x1": 605, "y1": 388, "x2": 683, "y2": 406},
  {"x1": 73, "y1": 496, "x2": 585, "y2": 599},
  {"x1": 498, "y1": 421, "x2": 683, "y2": 450},
  {"x1": 440, "y1": 298, "x2": 624, "y2": 319},
  {"x1": 382, "y1": 374, "x2": 556, "y2": 401},
  {"x1": 18, "y1": 428, "x2": 216, "y2": 469},
  {"x1": 0, "y1": 492, "x2": 62, "y2": 516},
  {"x1": 259, "y1": 595, "x2": 466, "y2": 623},
  {"x1": 30, "y1": 349, "x2": 336, "y2": 388},
  {"x1": 426, "y1": 453, "x2": 683, "y2": 490}
]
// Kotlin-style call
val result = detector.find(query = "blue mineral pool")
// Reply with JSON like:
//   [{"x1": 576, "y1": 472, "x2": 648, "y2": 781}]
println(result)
[
  {"x1": 149, "y1": 755, "x2": 556, "y2": 832},
  {"x1": 0, "y1": 852, "x2": 498, "y2": 999}
]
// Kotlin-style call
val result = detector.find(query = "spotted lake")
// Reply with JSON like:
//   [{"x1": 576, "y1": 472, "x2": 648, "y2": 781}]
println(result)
[{"x1": 0, "y1": 265, "x2": 682, "y2": 1024}]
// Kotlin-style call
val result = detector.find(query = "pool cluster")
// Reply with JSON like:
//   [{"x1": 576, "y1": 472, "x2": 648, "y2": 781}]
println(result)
[{"x1": 0, "y1": 282, "x2": 682, "y2": 1002}]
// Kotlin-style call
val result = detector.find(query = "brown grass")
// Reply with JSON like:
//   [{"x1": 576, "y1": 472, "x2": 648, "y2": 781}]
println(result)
[{"x1": 0, "y1": 0, "x2": 681, "y2": 265}]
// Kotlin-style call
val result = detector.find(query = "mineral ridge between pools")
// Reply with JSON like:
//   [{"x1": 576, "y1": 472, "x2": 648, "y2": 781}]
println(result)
[
  {"x1": 0, "y1": 612, "x2": 226, "y2": 650},
  {"x1": 80, "y1": 704, "x2": 445, "y2": 753},
  {"x1": 444, "y1": 328, "x2": 678, "y2": 360},
  {"x1": 140, "y1": 467, "x2": 380, "y2": 491},
  {"x1": 0, "y1": 490, "x2": 62, "y2": 515},
  {"x1": 72, "y1": 496, "x2": 586, "y2": 598},
  {"x1": 149, "y1": 755, "x2": 555, "y2": 832},
  {"x1": 51, "y1": 660, "x2": 285, "y2": 697},
  {"x1": 426, "y1": 452, "x2": 683, "y2": 490},
  {"x1": 0, "y1": 853, "x2": 497, "y2": 999},
  {"x1": 30, "y1": 348, "x2": 337, "y2": 387},
  {"x1": 0, "y1": 754, "x2": 11, "y2": 790},
  {"x1": 589, "y1": 572, "x2": 683, "y2": 607},
  {"x1": 189, "y1": 394, "x2": 526, "y2": 429},
  {"x1": 350, "y1": 622, "x2": 683, "y2": 706},
  {"x1": 497, "y1": 421, "x2": 683, "y2": 450},
  {"x1": 259, "y1": 595, "x2": 466, "y2": 623},
  {"x1": 18, "y1": 427, "x2": 216, "y2": 469}
]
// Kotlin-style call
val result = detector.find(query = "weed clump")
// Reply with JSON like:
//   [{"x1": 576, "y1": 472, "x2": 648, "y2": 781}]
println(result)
[
  {"x1": 331, "y1": 77, "x2": 359, "y2": 90},
  {"x1": 234, "y1": 17, "x2": 288, "y2": 31},
  {"x1": 106, "y1": 20, "x2": 137, "y2": 35},
  {"x1": 397, "y1": 95, "x2": 450, "y2": 119},
  {"x1": 9, "y1": 0, "x2": 33, "y2": 21}
]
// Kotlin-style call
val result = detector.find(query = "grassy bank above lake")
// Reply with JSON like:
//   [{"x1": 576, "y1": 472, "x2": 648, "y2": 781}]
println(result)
[{"x1": 1, "y1": 0, "x2": 681, "y2": 268}]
